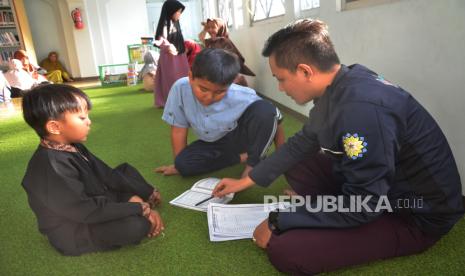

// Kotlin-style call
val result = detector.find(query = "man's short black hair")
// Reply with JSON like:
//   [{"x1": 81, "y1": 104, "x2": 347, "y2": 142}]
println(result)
[
  {"x1": 22, "y1": 84, "x2": 92, "y2": 138},
  {"x1": 191, "y1": 48, "x2": 241, "y2": 86},
  {"x1": 262, "y1": 19, "x2": 340, "y2": 72}
]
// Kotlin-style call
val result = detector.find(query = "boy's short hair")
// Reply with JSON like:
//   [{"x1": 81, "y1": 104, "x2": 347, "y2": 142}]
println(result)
[
  {"x1": 22, "y1": 84, "x2": 92, "y2": 138},
  {"x1": 262, "y1": 19, "x2": 340, "y2": 73},
  {"x1": 191, "y1": 48, "x2": 240, "y2": 86}
]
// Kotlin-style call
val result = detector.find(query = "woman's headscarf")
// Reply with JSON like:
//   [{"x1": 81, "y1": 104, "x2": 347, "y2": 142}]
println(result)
[
  {"x1": 40, "y1": 51, "x2": 66, "y2": 73},
  {"x1": 47, "y1": 51, "x2": 58, "y2": 62},
  {"x1": 205, "y1": 37, "x2": 255, "y2": 76},
  {"x1": 205, "y1": 18, "x2": 229, "y2": 38},
  {"x1": 155, "y1": 0, "x2": 186, "y2": 54}
]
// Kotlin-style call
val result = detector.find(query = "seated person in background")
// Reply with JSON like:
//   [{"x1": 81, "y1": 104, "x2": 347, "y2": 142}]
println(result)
[
  {"x1": 0, "y1": 71, "x2": 12, "y2": 103},
  {"x1": 198, "y1": 17, "x2": 229, "y2": 45},
  {"x1": 40, "y1": 51, "x2": 74, "y2": 83},
  {"x1": 155, "y1": 48, "x2": 284, "y2": 178},
  {"x1": 14, "y1": 49, "x2": 48, "y2": 83},
  {"x1": 198, "y1": 18, "x2": 255, "y2": 86},
  {"x1": 4, "y1": 59, "x2": 39, "y2": 97},
  {"x1": 21, "y1": 84, "x2": 164, "y2": 256},
  {"x1": 184, "y1": 39, "x2": 202, "y2": 68},
  {"x1": 139, "y1": 50, "x2": 159, "y2": 92},
  {"x1": 205, "y1": 37, "x2": 255, "y2": 87}
]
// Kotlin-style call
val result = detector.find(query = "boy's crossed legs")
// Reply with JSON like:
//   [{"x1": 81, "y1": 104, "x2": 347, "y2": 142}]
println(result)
[{"x1": 264, "y1": 153, "x2": 439, "y2": 275}]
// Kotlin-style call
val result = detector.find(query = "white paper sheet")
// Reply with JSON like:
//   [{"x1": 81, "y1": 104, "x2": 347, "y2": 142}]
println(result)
[
  {"x1": 207, "y1": 203, "x2": 287, "y2": 242},
  {"x1": 169, "y1": 178, "x2": 234, "y2": 212}
]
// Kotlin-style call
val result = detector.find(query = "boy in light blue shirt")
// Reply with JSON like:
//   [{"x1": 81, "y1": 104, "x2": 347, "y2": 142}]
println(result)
[{"x1": 156, "y1": 48, "x2": 284, "y2": 177}]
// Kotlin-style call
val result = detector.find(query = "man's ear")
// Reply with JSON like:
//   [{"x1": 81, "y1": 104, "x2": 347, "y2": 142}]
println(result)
[
  {"x1": 296, "y1": 63, "x2": 314, "y2": 81},
  {"x1": 45, "y1": 120, "x2": 61, "y2": 136},
  {"x1": 188, "y1": 70, "x2": 193, "y2": 82}
]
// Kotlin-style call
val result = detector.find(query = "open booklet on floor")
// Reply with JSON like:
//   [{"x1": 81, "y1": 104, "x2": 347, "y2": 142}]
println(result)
[
  {"x1": 169, "y1": 177, "x2": 234, "y2": 212},
  {"x1": 207, "y1": 202, "x2": 290, "y2": 242}
]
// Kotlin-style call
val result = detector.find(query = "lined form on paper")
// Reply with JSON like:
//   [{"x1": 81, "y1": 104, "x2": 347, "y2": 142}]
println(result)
[
  {"x1": 169, "y1": 178, "x2": 234, "y2": 212},
  {"x1": 207, "y1": 203, "x2": 288, "y2": 241}
]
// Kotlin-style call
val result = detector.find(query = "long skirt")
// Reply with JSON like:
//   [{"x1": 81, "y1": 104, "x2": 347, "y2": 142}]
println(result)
[{"x1": 153, "y1": 49, "x2": 189, "y2": 108}]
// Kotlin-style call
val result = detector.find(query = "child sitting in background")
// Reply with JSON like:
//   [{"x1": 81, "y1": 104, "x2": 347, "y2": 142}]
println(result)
[
  {"x1": 4, "y1": 59, "x2": 39, "y2": 97},
  {"x1": 198, "y1": 18, "x2": 229, "y2": 45},
  {"x1": 155, "y1": 48, "x2": 284, "y2": 178},
  {"x1": 205, "y1": 37, "x2": 255, "y2": 87},
  {"x1": 0, "y1": 71, "x2": 11, "y2": 103},
  {"x1": 14, "y1": 49, "x2": 48, "y2": 82},
  {"x1": 139, "y1": 50, "x2": 159, "y2": 92},
  {"x1": 21, "y1": 84, "x2": 164, "y2": 256}
]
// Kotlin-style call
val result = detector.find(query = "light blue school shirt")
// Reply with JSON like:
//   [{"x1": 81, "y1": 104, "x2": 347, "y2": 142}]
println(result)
[{"x1": 162, "y1": 77, "x2": 261, "y2": 142}]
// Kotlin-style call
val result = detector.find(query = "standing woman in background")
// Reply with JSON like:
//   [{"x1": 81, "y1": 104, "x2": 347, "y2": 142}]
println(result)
[{"x1": 153, "y1": 0, "x2": 189, "y2": 108}]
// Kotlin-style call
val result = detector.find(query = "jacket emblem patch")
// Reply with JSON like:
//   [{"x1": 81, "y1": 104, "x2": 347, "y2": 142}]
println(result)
[{"x1": 342, "y1": 133, "x2": 367, "y2": 160}]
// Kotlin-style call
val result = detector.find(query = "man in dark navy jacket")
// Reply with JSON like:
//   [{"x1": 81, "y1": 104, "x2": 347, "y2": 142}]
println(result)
[{"x1": 212, "y1": 19, "x2": 464, "y2": 274}]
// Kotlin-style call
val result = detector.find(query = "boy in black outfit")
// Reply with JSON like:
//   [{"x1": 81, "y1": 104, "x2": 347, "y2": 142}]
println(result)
[{"x1": 21, "y1": 84, "x2": 164, "y2": 256}]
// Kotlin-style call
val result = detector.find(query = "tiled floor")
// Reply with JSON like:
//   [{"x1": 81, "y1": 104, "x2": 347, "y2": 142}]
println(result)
[{"x1": 0, "y1": 78, "x2": 101, "y2": 122}]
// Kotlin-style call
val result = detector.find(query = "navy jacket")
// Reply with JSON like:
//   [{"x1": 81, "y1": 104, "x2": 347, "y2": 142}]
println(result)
[{"x1": 250, "y1": 64, "x2": 464, "y2": 236}]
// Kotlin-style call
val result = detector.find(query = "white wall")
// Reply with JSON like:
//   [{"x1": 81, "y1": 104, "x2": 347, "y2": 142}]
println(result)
[
  {"x1": 99, "y1": 0, "x2": 149, "y2": 64},
  {"x1": 66, "y1": 0, "x2": 97, "y2": 77},
  {"x1": 23, "y1": 0, "x2": 63, "y2": 66},
  {"x1": 24, "y1": 0, "x2": 150, "y2": 77},
  {"x1": 83, "y1": 0, "x2": 150, "y2": 66},
  {"x1": 230, "y1": 0, "x2": 465, "y2": 193},
  {"x1": 24, "y1": 0, "x2": 98, "y2": 77}
]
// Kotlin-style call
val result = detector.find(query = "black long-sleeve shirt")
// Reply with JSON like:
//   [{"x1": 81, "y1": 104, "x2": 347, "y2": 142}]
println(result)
[
  {"x1": 22, "y1": 144, "x2": 154, "y2": 255},
  {"x1": 250, "y1": 64, "x2": 464, "y2": 236}
]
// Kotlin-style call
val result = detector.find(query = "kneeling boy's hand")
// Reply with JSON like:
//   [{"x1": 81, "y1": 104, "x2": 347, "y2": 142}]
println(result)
[
  {"x1": 154, "y1": 164, "x2": 179, "y2": 176},
  {"x1": 253, "y1": 219, "x2": 272, "y2": 249},
  {"x1": 147, "y1": 210, "x2": 165, "y2": 238}
]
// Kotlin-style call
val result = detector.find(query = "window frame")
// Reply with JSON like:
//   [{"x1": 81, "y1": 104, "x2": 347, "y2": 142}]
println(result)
[
  {"x1": 248, "y1": 0, "x2": 286, "y2": 23},
  {"x1": 299, "y1": 0, "x2": 320, "y2": 12},
  {"x1": 337, "y1": 0, "x2": 402, "y2": 12}
]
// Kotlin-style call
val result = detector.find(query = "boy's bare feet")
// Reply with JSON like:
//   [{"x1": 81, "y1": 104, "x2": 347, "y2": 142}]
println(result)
[
  {"x1": 147, "y1": 210, "x2": 164, "y2": 238},
  {"x1": 148, "y1": 191, "x2": 162, "y2": 207},
  {"x1": 154, "y1": 164, "x2": 179, "y2": 176}
]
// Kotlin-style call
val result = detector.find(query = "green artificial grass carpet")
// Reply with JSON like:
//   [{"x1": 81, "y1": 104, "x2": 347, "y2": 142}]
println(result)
[{"x1": 0, "y1": 84, "x2": 463, "y2": 275}]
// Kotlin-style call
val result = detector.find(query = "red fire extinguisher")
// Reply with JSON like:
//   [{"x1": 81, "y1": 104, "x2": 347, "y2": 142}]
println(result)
[{"x1": 71, "y1": 8, "x2": 84, "y2": 29}]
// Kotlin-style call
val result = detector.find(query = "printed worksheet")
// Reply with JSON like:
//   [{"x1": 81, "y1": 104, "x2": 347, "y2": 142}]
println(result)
[
  {"x1": 169, "y1": 178, "x2": 234, "y2": 212},
  {"x1": 207, "y1": 203, "x2": 288, "y2": 241}
]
